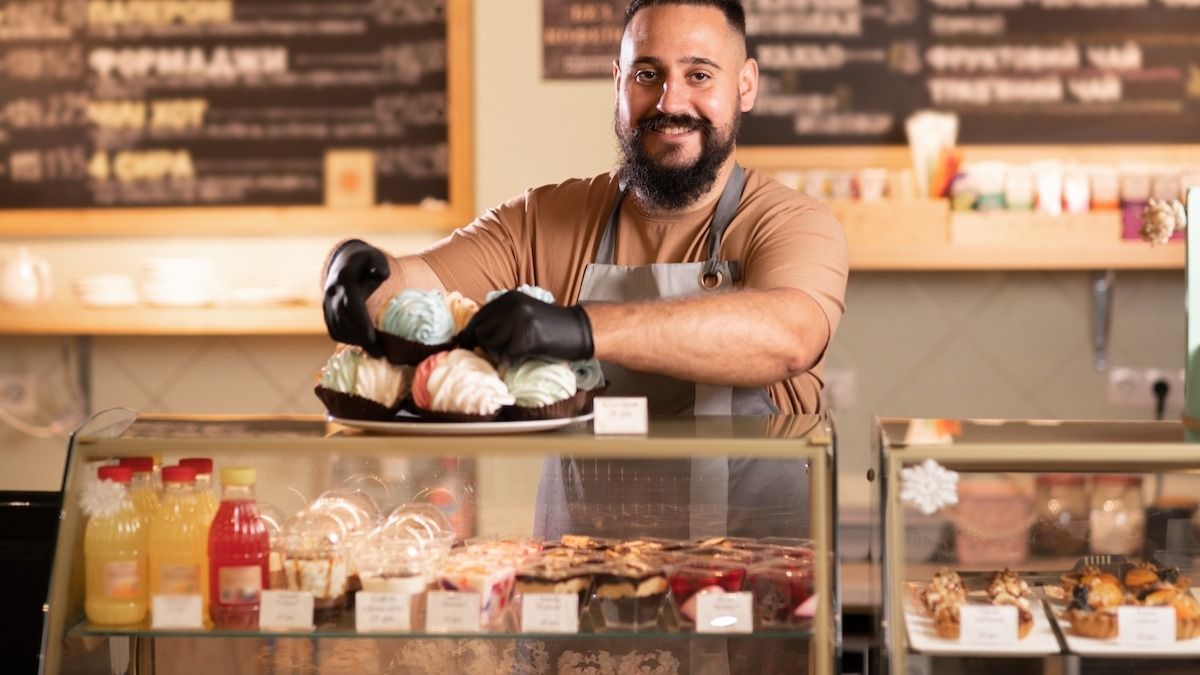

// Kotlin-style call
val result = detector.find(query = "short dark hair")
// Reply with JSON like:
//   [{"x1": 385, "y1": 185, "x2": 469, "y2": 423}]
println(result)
[{"x1": 624, "y1": 0, "x2": 746, "y2": 37}]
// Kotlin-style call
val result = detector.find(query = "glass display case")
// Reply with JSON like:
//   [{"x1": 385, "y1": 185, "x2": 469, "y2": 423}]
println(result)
[
  {"x1": 878, "y1": 418, "x2": 1200, "y2": 675},
  {"x1": 42, "y1": 410, "x2": 836, "y2": 675}
]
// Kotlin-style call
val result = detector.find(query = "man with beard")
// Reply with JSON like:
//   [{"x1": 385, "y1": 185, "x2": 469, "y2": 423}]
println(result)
[{"x1": 324, "y1": 0, "x2": 847, "y2": 419}]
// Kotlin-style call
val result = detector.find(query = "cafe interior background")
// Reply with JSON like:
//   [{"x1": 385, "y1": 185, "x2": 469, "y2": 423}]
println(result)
[{"x1": 0, "y1": 0, "x2": 1193, "y2": 662}]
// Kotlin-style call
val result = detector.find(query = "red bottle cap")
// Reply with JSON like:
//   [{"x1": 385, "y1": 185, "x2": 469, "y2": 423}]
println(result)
[
  {"x1": 118, "y1": 456, "x2": 154, "y2": 473},
  {"x1": 162, "y1": 466, "x2": 198, "y2": 483},
  {"x1": 179, "y1": 458, "x2": 213, "y2": 474},
  {"x1": 98, "y1": 466, "x2": 133, "y2": 483}
]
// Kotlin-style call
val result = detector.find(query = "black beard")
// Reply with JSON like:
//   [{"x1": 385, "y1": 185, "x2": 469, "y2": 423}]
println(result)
[{"x1": 615, "y1": 111, "x2": 739, "y2": 213}]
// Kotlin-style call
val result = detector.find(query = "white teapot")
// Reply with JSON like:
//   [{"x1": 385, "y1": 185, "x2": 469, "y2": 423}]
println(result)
[{"x1": 0, "y1": 247, "x2": 53, "y2": 306}]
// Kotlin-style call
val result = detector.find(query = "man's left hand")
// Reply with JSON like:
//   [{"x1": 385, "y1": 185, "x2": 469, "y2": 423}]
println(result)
[{"x1": 458, "y1": 291, "x2": 594, "y2": 362}]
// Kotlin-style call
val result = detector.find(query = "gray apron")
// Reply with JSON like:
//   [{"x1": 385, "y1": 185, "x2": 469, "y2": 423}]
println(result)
[{"x1": 534, "y1": 165, "x2": 810, "y2": 541}]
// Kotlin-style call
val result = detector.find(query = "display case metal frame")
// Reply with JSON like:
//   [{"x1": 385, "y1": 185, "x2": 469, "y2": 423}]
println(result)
[{"x1": 42, "y1": 410, "x2": 838, "y2": 675}]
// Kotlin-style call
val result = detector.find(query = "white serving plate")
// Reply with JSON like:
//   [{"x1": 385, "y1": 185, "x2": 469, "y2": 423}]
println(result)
[
  {"x1": 329, "y1": 412, "x2": 594, "y2": 435},
  {"x1": 904, "y1": 583, "x2": 1063, "y2": 656}
]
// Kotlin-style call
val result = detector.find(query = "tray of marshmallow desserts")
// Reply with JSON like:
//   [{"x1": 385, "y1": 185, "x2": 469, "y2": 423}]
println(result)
[
  {"x1": 314, "y1": 286, "x2": 602, "y2": 434},
  {"x1": 905, "y1": 560, "x2": 1200, "y2": 656}
]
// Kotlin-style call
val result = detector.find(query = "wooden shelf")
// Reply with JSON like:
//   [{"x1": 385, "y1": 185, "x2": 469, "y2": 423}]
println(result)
[
  {"x1": 849, "y1": 239, "x2": 1183, "y2": 271},
  {"x1": 832, "y1": 200, "x2": 1185, "y2": 271},
  {"x1": 0, "y1": 303, "x2": 325, "y2": 336}
]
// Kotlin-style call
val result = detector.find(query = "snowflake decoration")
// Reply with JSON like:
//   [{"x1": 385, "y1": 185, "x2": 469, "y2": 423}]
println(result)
[
  {"x1": 80, "y1": 477, "x2": 128, "y2": 519},
  {"x1": 899, "y1": 458, "x2": 959, "y2": 515}
]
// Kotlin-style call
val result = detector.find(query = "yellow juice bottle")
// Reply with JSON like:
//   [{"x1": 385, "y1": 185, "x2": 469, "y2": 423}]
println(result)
[
  {"x1": 119, "y1": 456, "x2": 160, "y2": 521},
  {"x1": 149, "y1": 465, "x2": 209, "y2": 622},
  {"x1": 179, "y1": 457, "x2": 219, "y2": 524},
  {"x1": 84, "y1": 466, "x2": 148, "y2": 625}
]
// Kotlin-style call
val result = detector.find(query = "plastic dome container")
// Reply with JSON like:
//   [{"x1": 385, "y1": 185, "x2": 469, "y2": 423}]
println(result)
[
  {"x1": 355, "y1": 525, "x2": 430, "y2": 594},
  {"x1": 282, "y1": 508, "x2": 350, "y2": 625},
  {"x1": 257, "y1": 503, "x2": 287, "y2": 590}
]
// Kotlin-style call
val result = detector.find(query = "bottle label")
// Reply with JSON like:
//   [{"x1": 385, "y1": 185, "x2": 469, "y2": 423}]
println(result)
[
  {"x1": 104, "y1": 560, "x2": 143, "y2": 599},
  {"x1": 160, "y1": 563, "x2": 199, "y2": 594},
  {"x1": 218, "y1": 565, "x2": 262, "y2": 605}
]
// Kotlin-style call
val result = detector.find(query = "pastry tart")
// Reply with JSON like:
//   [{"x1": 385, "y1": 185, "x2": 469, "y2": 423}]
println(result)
[{"x1": 1066, "y1": 607, "x2": 1118, "y2": 639}]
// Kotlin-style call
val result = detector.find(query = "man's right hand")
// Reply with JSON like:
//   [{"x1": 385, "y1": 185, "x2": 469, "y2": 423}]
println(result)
[{"x1": 323, "y1": 239, "x2": 390, "y2": 357}]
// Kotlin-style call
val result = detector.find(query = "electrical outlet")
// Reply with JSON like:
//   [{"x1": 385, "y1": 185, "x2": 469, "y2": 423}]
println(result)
[
  {"x1": 1107, "y1": 366, "x2": 1185, "y2": 416},
  {"x1": 0, "y1": 372, "x2": 37, "y2": 416},
  {"x1": 822, "y1": 367, "x2": 857, "y2": 410}
]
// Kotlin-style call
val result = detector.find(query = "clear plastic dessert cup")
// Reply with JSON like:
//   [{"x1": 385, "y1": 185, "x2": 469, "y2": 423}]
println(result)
[
  {"x1": 591, "y1": 559, "x2": 668, "y2": 631},
  {"x1": 666, "y1": 558, "x2": 748, "y2": 628},
  {"x1": 748, "y1": 559, "x2": 814, "y2": 630}
]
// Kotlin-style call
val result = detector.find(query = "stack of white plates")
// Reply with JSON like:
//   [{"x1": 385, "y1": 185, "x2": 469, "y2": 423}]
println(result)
[
  {"x1": 74, "y1": 274, "x2": 139, "y2": 308},
  {"x1": 141, "y1": 258, "x2": 216, "y2": 307}
]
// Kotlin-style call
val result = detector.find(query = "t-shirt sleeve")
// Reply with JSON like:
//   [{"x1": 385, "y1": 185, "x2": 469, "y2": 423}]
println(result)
[
  {"x1": 740, "y1": 198, "x2": 848, "y2": 338},
  {"x1": 415, "y1": 193, "x2": 528, "y2": 303}
]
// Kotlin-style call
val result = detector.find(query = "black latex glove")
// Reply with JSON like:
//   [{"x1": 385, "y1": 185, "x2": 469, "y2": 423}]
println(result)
[
  {"x1": 323, "y1": 239, "x2": 390, "y2": 357},
  {"x1": 458, "y1": 291, "x2": 594, "y2": 362}
]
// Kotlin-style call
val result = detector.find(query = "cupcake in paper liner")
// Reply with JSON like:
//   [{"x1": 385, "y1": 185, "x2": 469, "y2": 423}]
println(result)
[
  {"x1": 501, "y1": 357, "x2": 580, "y2": 420},
  {"x1": 570, "y1": 358, "x2": 607, "y2": 413},
  {"x1": 314, "y1": 346, "x2": 413, "y2": 420},
  {"x1": 411, "y1": 349, "x2": 514, "y2": 422},
  {"x1": 376, "y1": 289, "x2": 456, "y2": 365},
  {"x1": 484, "y1": 284, "x2": 555, "y2": 305}
]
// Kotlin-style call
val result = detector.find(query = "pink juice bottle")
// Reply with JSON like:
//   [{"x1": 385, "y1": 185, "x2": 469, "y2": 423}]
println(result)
[{"x1": 208, "y1": 467, "x2": 269, "y2": 629}]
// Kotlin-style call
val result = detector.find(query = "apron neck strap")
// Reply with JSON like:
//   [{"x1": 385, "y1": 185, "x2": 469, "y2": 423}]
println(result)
[{"x1": 595, "y1": 164, "x2": 747, "y2": 268}]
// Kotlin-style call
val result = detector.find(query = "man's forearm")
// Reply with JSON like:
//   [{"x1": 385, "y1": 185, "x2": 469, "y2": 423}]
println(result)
[
  {"x1": 584, "y1": 287, "x2": 829, "y2": 387},
  {"x1": 364, "y1": 254, "x2": 447, "y2": 319}
]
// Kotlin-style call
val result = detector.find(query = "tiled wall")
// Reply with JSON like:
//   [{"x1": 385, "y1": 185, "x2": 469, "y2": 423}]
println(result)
[{"x1": 0, "y1": 271, "x2": 1183, "y2": 501}]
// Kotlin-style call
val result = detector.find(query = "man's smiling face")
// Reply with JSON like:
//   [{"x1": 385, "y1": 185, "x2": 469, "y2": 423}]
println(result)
[{"x1": 613, "y1": 4, "x2": 757, "y2": 211}]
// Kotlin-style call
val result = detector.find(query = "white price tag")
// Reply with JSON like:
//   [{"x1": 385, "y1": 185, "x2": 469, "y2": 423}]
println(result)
[
  {"x1": 696, "y1": 592, "x2": 753, "y2": 634},
  {"x1": 259, "y1": 590, "x2": 314, "y2": 631},
  {"x1": 150, "y1": 594, "x2": 203, "y2": 629},
  {"x1": 356, "y1": 592, "x2": 412, "y2": 632},
  {"x1": 959, "y1": 604, "x2": 1018, "y2": 645},
  {"x1": 520, "y1": 594, "x2": 579, "y2": 633},
  {"x1": 425, "y1": 591, "x2": 481, "y2": 633},
  {"x1": 1118, "y1": 606, "x2": 1176, "y2": 647},
  {"x1": 593, "y1": 397, "x2": 648, "y2": 435}
]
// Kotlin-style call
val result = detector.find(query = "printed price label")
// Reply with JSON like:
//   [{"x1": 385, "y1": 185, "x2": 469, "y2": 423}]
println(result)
[
  {"x1": 593, "y1": 397, "x2": 648, "y2": 435},
  {"x1": 356, "y1": 592, "x2": 412, "y2": 632},
  {"x1": 150, "y1": 594, "x2": 203, "y2": 629},
  {"x1": 425, "y1": 591, "x2": 481, "y2": 633},
  {"x1": 959, "y1": 604, "x2": 1018, "y2": 645},
  {"x1": 520, "y1": 594, "x2": 579, "y2": 633},
  {"x1": 696, "y1": 592, "x2": 753, "y2": 634},
  {"x1": 1118, "y1": 606, "x2": 1175, "y2": 647},
  {"x1": 259, "y1": 590, "x2": 314, "y2": 631}
]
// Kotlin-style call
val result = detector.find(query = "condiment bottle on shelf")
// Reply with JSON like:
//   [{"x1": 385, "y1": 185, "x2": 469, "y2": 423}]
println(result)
[
  {"x1": 208, "y1": 467, "x2": 269, "y2": 629},
  {"x1": 84, "y1": 466, "x2": 148, "y2": 625},
  {"x1": 1089, "y1": 474, "x2": 1146, "y2": 556},
  {"x1": 149, "y1": 466, "x2": 208, "y2": 620},
  {"x1": 119, "y1": 456, "x2": 160, "y2": 520},
  {"x1": 1030, "y1": 473, "x2": 1089, "y2": 557},
  {"x1": 179, "y1": 457, "x2": 219, "y2": 523}
]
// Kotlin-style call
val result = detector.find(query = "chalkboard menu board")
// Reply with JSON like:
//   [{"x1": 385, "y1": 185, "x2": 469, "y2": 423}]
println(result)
[
  {"x1": 543, "y1": 0, "x2": 1200, "y2": 144},
  {"x1": 0, "y1": 0, "x2": 468, "y2": 214}
]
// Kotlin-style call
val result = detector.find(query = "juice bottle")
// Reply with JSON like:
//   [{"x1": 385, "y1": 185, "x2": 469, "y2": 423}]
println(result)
[
  {"x1": 149, "y1": 465, "x2": 208, "y2": 621},
  {"x1": 84, "y1": 466, "x2": 148, "y2": 625},
  {"x1": 119, "y1": 456, "x2": 160, "y2": 521},
  {"x1": 208, "y1": 467, "x2": 269, "y2": 628},
  {"x1": 179, "y1": 457, "x2": 219, "y2": 524}
]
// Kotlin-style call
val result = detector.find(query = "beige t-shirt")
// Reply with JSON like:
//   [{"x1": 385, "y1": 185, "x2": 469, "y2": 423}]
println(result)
[{"x1": 418, "y1": 167, "x2": 848, "y2": 413}]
